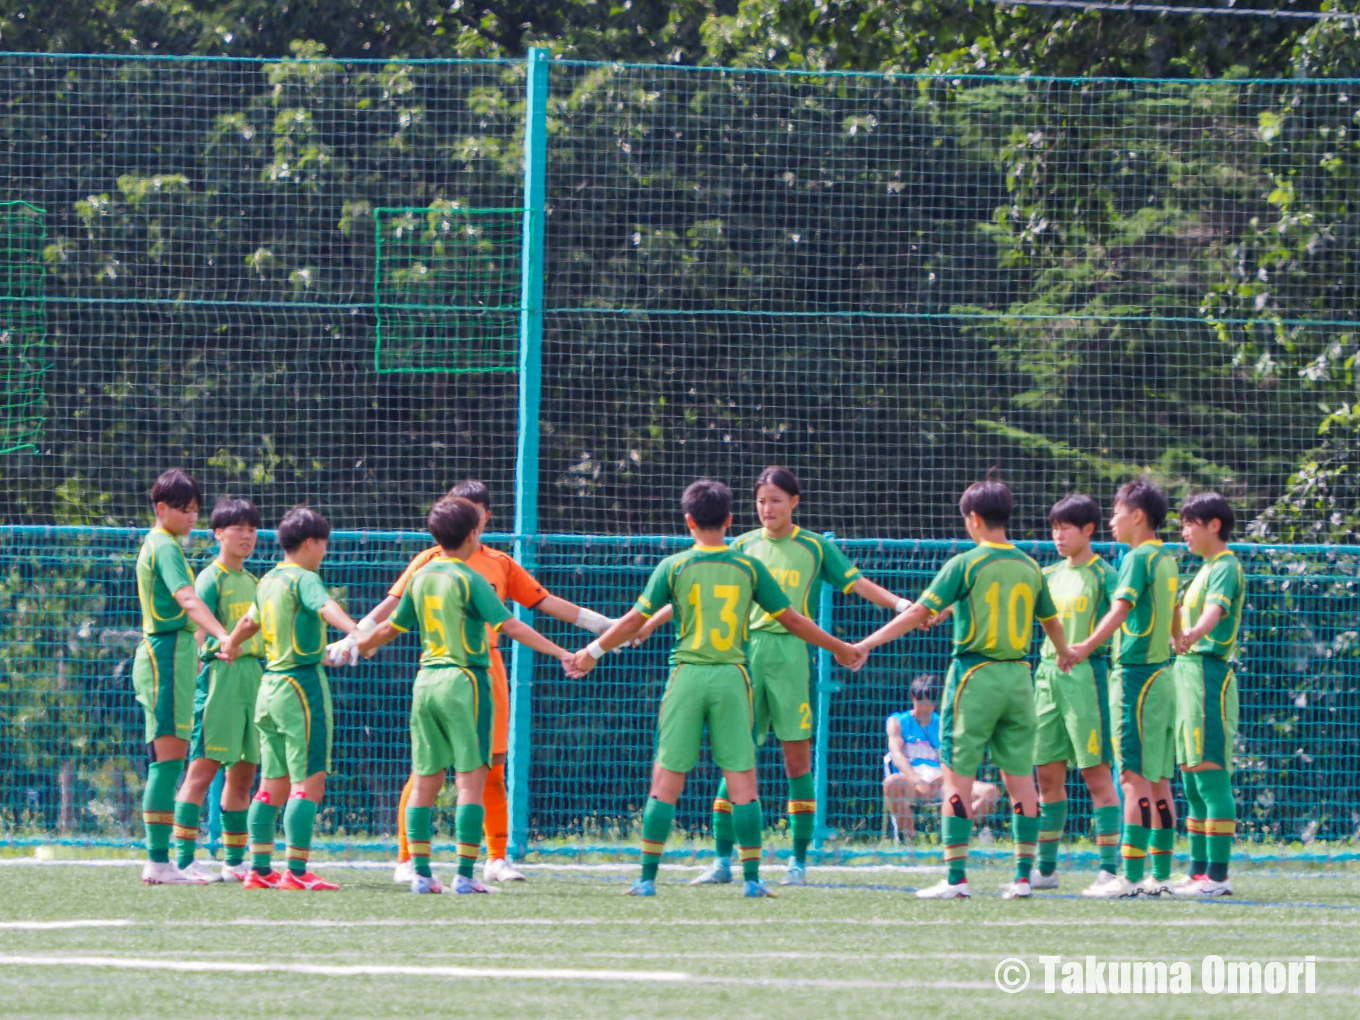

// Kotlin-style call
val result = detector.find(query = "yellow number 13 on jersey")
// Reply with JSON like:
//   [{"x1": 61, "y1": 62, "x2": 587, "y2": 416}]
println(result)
[{"x1": 688, "y1": 584, "x2": 741, "y2": 651}]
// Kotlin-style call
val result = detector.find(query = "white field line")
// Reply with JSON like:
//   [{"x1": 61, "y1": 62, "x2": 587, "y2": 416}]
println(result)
[
  {"x1": 0, "y1": 917, "x2": 1355, "y2": 930},
  {"x1": 0, "y1": 953, "x2": 992, "y2": 991}
]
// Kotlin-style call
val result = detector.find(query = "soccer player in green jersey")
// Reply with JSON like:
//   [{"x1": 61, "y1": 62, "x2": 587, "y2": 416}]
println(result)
[
  {"x1": 172, "y1": 498, "x2": 267, "y2": 883},
  {"x1": 639, "y1": 466, "x2": 912, "y2": 887},
  {"x1": 571, "y1": 479, "x2": 866, "y2": 898},
  {"x1": 1065, "y1": 480, "x2": 1179, "y2": 899},
  {"x1": 854, "y1": 478, "x2": 1071, "y2": 900},
  {"x1": 357, "y1": 496, "x2": 584, "y2": 894},
  {"x1": 1032, "y1": 494, "x2": 1122, "y2": 895},
  {"x1": 133, "y1": 469, "x2": 236, "y2": 886},
  {"x1": 220, "y1": 506, "x2": 363, "y2": 891},
  {"x1": 1168, "y1": 493, "x2": 1244, "y2": 898}
]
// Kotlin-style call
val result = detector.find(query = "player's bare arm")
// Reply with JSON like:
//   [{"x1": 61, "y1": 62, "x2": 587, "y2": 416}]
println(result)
[
  {"x1": 572, "y1": 608, "x2": 649, "y2": 674},
  {"x1": 854, "y1": 600, "x2": 935, "y2": 653},
  {"x1": 1175, "y1": 602, "x2": 1224, "y2": 655},
  {"x1": 1065, "y1": 599, "x2": 1131, "y2": 667}
]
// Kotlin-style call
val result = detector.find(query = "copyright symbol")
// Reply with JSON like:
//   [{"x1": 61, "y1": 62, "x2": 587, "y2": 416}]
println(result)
[{"x1": 994, "y1": 957, "x2": 1030, "y2": 994}]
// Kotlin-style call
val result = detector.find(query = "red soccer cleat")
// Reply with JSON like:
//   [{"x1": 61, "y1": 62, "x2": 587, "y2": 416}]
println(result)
[
  {"x1": 242, "y1": 868, "x2": 283, "y2": 890},
  {"x1": 279, "y1": 869, "x2": 339, "y2": 891}
]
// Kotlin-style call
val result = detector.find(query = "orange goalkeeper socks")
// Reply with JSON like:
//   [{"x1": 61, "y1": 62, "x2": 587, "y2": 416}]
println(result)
[
  {"x1": 484, "y1": 762, "x2": 508, "y2": 860},
  {"x1": 396, "y1": 773, "x2": 415, "y2": 863}
]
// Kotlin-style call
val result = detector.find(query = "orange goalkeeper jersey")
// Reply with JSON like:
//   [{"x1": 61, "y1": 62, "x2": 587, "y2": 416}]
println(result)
[{"x1": 388, "y1": 543, "x2": 549, "y2": 649}]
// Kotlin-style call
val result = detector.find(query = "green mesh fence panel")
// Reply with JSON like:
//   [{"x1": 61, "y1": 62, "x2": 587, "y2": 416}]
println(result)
[
  {"x1": 0, "y1": 55, "x2": 526, "y2": 527},
  {"x1": 0, "y1": 201, "x2": 49, "y2": 455},
  {"x1": 2, "y1": 527, "x2": 1354, "y2": 849},
  {"x1": 373, "y1": 205, "x2": 524, "y2": 374}
]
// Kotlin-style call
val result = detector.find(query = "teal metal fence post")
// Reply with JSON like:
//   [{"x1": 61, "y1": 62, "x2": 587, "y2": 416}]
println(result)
[
  {"x1": 507, "y1": 47, "x2": 549, "y2": 860},
  {"x1": 811, "y1": 531, "x2": 842, "y2": 856}
]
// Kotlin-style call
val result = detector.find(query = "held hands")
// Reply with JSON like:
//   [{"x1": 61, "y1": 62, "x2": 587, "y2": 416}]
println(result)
[
  {"x1": 835, "y1": 643, "x2": 869, "y2": 673},
  {"x1": 558, "y1": 651, "x2": 587, "y2": 679},
  {"x1": 205, "y1": 635, "x2": 238, "y2": 663},
  {"x1": 1059, "y1": 640, "x2": 1093, "y2": 671},
  {"x1": 324, "y1": 635, "x2": 361, "y2": 667},
  {"x1": 1173, "y1": 632, "x2": 1194, "y2": 655},
  {"x1": 571, "y1": 647, "x2": 601, "y2": 676}
]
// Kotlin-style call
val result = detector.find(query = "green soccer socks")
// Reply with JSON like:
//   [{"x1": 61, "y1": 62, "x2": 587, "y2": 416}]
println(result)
[
  {"x1": 787, "y1": 773, "x2": 815, "y2": 867},
  {"x1": 1013, "y1": 809, "x2": 1039, "y2": 882},
  {"x1": 640, "y1": 797, "x2": 676, "y2": 882},
  {"x1": 221, "y1": 809, "x2": 249, "y2": 867},
  {"x1": 712, "y1": 777, "x2": 735, "y2": 859},
  {"x1": 173, "y1": 798, "x2": 201, "y2": 870},
  {"x1": 1181, "y1": 770, "x2": 1209, "y2": 876},
  {"x1": 1197, "y1": 769, "x2": 1235, "y2": 881},
  {"x1": 1151, "y1": 824, "x2": 1175, "y2": 882},
  {"x1": 142, "y1": 759, "x2": 183, "y2": 864},
  {"x1": 406, "y1": 805, "x2": 433, "y2": 878},
  {"x1": 1037, "y1": 799, "x2": 1067, "y2": 877},
  {"x1": 248, "y1": 790, "x2": 279, "y2": 874},
  {"x1": 943, "y1": 797, "x2": 972, "y2": 885},
  {"x1": 456, "y1": 803, "x2": 484, "y2": 879},
  {"x1": 283, "y1": 793, "x2": 318, "y2": 875},
  {"x1": 1093, "y1": 804, "x2": 1121, "y2": 874},
  {"x1": 732, "y1": 799, "x2": 763, "y2": 882}
]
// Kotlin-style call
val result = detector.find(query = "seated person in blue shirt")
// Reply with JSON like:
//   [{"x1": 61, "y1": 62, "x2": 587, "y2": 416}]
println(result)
[{"x1": 883, "y1": 674, "x2": 1001, "y2": 838}]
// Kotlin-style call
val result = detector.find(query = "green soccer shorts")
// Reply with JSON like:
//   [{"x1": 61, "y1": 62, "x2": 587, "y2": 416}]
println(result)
[
  {"x1": 1033, "y1": 659, "x2": 1106, "y2": 770},
  {"x1": 747, "y1": 630, "x2": 813, "y2": 746},
  {"x1": 939, "y1": 654, "x2": 1036, "y2": 777},
  {"x1": 255, "y1": 665, "x2": 333, "y2": 782},
  {"x1": 655, "y1": 663, "x2": 756, "y2": 774},
  {"x1": 409, "y1": 665, "x2": 494, "y2": 776},
  {"x1": 132, "y1": 630, "x2": 198, "y2": 743},
  {"x1": 1109, "y1": 662, "x2": 1175, "y2": 782},
  {"x1": 190, "y1": 657, "x2": 263, "y2": 766},
  {"x1": 1174, "y1": 654, "x2": 1238, "y2": 773}
]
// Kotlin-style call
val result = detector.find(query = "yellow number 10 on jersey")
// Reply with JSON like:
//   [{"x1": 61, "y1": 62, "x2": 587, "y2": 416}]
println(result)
[{"x1": 981, "y1": 581, "x2": 1034, "y2": 651}]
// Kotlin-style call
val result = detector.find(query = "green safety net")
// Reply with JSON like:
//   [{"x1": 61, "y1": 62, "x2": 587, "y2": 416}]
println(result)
[
  {"x1": 0, "y1": 201, "x2": 48, "y2": 455},
  {"x1": 1, "y1": 527, "x2": 1354, "y2": 849}
]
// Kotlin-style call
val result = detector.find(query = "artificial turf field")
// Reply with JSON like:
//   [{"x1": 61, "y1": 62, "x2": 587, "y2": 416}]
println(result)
[{"x1": 0, "y1": 859, "x2": 1356, "y2": 1019}]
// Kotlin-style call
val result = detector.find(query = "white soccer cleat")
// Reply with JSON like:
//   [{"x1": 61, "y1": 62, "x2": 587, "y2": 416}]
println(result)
[
  {"x1": 1081, "y1": 873, "x2": 1141, "y2": 898},
  {"x1": 1028, "y1": 872, "x2": 1060, "y2": 890},
  {"x1": 181, "y1": 860, "x2": 226, "y2": 884},
  {"x1": 1166, "y1": 873, "x2": 1202, "y2": 894},
  {"x1": 220, "y1": 861, "x2": 252, "y2": 882},
  {"x1": 141, "y1": 860, "x2": 209, "y2": 886},
  {"x1": 483, "y1": 857, "x2": 527, "y2": 883},
  {"x1": 392, "y1": 859, "x2": 416, "y2": 884},
  {"x1": 1137, "y1": 876, "x2": 1170, "y2": 897},
  {"x1": 1082, "y1": 869, "x2": 1119, "y2": 894},
  {"x1": 915, "y1": 878, "x2": 970, "y2": 899},
  {"x1": 1000, "y1": 879, "x2": 1032, "y2": 900},
  {"x1": 1170, "y1": 875, "x2": 1231, "y2": 897}
]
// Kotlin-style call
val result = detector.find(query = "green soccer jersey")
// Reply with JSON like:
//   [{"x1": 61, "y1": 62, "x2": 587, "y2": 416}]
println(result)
[
  {"x1": 255, "y1": 563, "x2": 332, "y2": 674},
  {"x1": 1180, "y1": 550, "x2": 1246, "y2": 660},
  {"x1": 731, "y1": 525, "x2": 862, "y2": 634},
  {"x1": 136, "y1": 527, "x2": 196, "y2": 635},
  {"x1": 919, "y1": 541, "x2": 1057, "y2": 661},
  {"x1": 390, "y1": 556, "x2": 513, "y2": 669},
  {"x1": 196, "y1": 559, "x2": 264, "y2": 658},
  {"x1": 636, "y1": 543, "x2": 792, "y2": 666},
  {"x1": 1040, "y1": 553, "x2": 1119, "y2": 659},
  {"x1": 1112, "y1": 540, "x2": 1178, "y2": 666}
]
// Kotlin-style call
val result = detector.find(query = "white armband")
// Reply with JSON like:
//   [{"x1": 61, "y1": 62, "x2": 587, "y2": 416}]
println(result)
[
  {"x1": 356, "y1": 613, "x2": 378, "y2": 634},
  {"x1": 576, "y1": 607, "x2": 613, "y2": 635},
  {"x1": 246, "y1": 603, "x2": 260, "y2": 623},
  {"x1": 586, "y1": 639, "x2": 607, "y2": 661},
  {"x1": 894, "y1": 598, "x2": 912, "y2": 615}
]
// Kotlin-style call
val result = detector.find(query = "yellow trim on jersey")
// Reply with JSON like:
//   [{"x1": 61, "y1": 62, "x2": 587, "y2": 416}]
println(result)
[
  {"x1": 979, "y1": 540, "x2": 1015, "y2": 549},
  {"x1": 433, "y1": 556, "x2": 466, "y2": 564},
  {"x1": 767, "y1": 606, "x2": 788, "y2": 618},
  {"x1": 1134, "y1": 667, "x2": 1165, "y2": 745},
  {"x1": 388, "y1": 621, "x2": 410, "y2": 633},
  {"x1": 694, "y1": 544, "x2": 729, "y2": 552},
  {"x1": 491, "y1": 620, "x2": 506, "y2": 632}
]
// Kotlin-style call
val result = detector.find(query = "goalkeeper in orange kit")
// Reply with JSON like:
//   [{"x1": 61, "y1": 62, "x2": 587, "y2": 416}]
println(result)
[{"x1": 330, "y1": 480, "x2": 615, "y2": 883}]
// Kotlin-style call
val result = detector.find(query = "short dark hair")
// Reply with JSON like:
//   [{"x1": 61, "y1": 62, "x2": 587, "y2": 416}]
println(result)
[
  {"x1": 428, "y1": 496, "x2": 482, "y2": 551},
  {"x1": 447, "y1": 478, "x2": 492, "y2": 511},
  {"x1": 910, "y1": 674, "x2": 941, "y2": 703},
  {"x1": 753, "y1": 465, "x2": 800, "y2": 499},
  {"x1": 210, "y1": 497, "x2": 262, "y2": 531},
  {"x1": 149, "y1": 468, "x2": 201, "y2": 511},
  {"x1": 1049, "y1": 493, "x2": 1101, "y2": 532},
  {"x1": 276, "y1": 506, "x2": 331, "y2": 552},
  {"x1": 681, "y1": 478, "x2": 733, "y2": 530},
  {"x1": 959, "y1": 477, "x2": 1013, "y2": 528},
  {"x1": 1114, "y1": 478, "x2": 1168, "y2": 531},
  {"x1": 1180, "y1": 492, "x2": 1235, "y2": 541}
]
